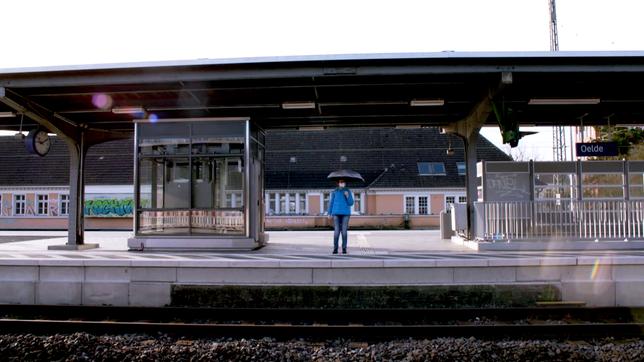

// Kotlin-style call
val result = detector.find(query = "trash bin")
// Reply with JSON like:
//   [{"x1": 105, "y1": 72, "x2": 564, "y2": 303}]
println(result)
[
  {"x1": 440, "y1": 210, "x2": 453, "y2": 239},
  {"x1": 403, "y1": 213, "x2": 410, "y2": 229},
  {"x1": 450, "y1": 203, "x2": 467, "y2": 232}
]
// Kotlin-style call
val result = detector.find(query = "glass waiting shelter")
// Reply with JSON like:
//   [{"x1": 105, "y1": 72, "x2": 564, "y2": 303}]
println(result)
[{"x1": 127, "y1": 118, "x2": 267, "y2": 250}]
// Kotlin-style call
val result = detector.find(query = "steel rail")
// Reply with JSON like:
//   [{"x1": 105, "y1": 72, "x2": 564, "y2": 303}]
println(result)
[{"x1": 0, "y1": 319, "x2": 643, "y2": 341}]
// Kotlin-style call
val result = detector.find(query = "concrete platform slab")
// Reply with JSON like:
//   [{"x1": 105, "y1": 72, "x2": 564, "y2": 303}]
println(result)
[{"x1": 1, "y1": 230, "x2": 644, "y2": 307}]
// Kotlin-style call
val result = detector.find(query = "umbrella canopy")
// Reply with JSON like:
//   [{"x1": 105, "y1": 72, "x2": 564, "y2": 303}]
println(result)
[{"x1": 327, "y1": 169, "x2": 364, "y2": 182}]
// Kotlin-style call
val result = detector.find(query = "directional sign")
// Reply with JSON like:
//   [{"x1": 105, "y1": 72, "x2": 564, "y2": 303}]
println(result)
[{"x1": 575, "y1": 142, "x2": 618, "y2": 157}]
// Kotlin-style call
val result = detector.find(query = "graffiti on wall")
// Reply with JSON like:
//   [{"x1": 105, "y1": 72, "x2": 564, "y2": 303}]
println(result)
[{"x1": 84, "y1": 198, "x2": 135, "y2": 217}]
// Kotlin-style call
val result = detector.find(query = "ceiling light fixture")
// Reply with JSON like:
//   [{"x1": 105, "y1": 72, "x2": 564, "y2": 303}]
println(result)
[
  {"x1": 410, "y1": 99, "x2": 444, "y2": 107},
  {"x1": 281, "y1": 101, "x2": 316, "y2": 110},
  {"x1": 528, "y1": 98, "x2": 600, "y2": 105},
  {"x1": 298, "y1": 126, "x2": 325, "y2": 131},
  {"x1": 112, "y1": 106, "x2": 146, "y2": 114},
  {"x1": 0, "y1": 111, "x2": 16, "y2": 117},
  {"x1": 395, "y1": 125, "x2": 421, "y2": 129}
]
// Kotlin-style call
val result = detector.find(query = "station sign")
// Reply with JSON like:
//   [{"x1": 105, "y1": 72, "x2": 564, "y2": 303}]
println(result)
[{"x1": 575, "y1": 142, "x2": 618, "y2": 157}]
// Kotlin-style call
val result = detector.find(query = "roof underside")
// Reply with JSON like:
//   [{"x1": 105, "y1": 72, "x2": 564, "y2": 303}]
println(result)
[{"x1": 1, "y1": 51, "x2": 644, "y2": 133}]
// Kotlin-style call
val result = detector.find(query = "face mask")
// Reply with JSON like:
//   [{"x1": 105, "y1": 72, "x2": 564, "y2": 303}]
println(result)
[{"x1": 339, "y1": 182, "x2": 346, "y2": 188}]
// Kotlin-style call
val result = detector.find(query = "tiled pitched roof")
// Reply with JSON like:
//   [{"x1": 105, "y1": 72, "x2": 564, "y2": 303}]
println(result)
[
  {"x1": 265, "y1": 127, "x2": 511, "y2": 189},
  {"x1": 0, "y1": 136, "x2": 133, "y2": 186},
  {"x1": 0, "y1": 127, "x2": 510, "y2": 188}
]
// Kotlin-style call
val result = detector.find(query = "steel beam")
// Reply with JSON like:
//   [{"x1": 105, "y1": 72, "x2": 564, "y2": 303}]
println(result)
[
  {"x1": 442, "y1": 89, "x2": 496, "y2": 240},
  {"x1": 0, "y1": 87, "x2": 129, "y2": 250}
]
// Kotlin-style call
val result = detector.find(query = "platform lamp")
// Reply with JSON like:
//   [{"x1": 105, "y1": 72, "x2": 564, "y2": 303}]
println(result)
[
  {"x1": 446, "y1": 134, "x2": 455, "y2": 156},
  {"x1": 9, "y1": 113, "x2": 26, "y2": 140}
]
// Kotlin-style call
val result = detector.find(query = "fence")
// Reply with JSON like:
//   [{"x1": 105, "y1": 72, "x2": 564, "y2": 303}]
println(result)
[
  {"x1": 139, "y1": 210, "x2": 244, "y2": 234},
  {"x1": 476, "y1": 200, "x2": 644, "y2": 241}
]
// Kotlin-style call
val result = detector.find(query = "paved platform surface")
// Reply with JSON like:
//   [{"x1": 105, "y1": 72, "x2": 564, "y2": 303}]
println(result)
[
  {"x1": 2, "y1": 230, "x2": 644, "y2": 307},
  {"x1": 1, "y1": 229, "x2": 643, "y2": 260}
]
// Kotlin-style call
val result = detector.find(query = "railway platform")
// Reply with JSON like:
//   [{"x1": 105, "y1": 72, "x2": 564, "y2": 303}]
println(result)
[{"x1": 0, "y1": 230, "x2": 643, "y2": 308}]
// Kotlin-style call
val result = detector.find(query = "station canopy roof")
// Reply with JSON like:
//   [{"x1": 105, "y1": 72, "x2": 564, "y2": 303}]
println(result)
[{"x1": 1, "y1": 51, "x2": 644, "y2": 133}]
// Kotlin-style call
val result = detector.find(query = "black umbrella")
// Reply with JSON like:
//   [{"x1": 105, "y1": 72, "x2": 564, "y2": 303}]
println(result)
[{"x1": 327, "y1": 169, "x2": 364, "y2": 182}]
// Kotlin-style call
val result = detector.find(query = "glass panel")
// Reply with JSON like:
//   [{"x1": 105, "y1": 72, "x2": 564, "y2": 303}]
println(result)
[
  {"x1": 192, "y1": 158, "x2": 215, "y2": 209},
  {"x1": 137, "y1": 210, "x2": 191, "y2": 235},
  {"x1": 60, "y1": 194, "x2": 69, "y2": 215},
  {"x1": 582, "y1": 186, "x2": 624, "y2": 199},
  {"x1": 417, "y1": 162, "x2": 446, "y2": 175},
  {"x1": 445, "y1": 196, "x2": 455, "y2": 209},
  {"x1": 418, "y1": 196, "x2": 428, "y2": 214},
  {"x1": 457, "y1": 162, "x2": 466, "y2": 175},
  {"x1": 352, "y1": 193, "x2": 361, "y2": 215},
  {"x1": 136, "y1": 120, "x2": 248, "y2": 237},
  {"x1": 279, "y1": 194, "x2": 286, "y2": 214},
  {"x1": 417, "y1": 163, "x2": 431, "y2": 175},
  {"x1": 534, "y1": 173, "x2": 578, "y2": 200},
  {"x1": 215, "y1": 158, "x2": 244, "y2": 208},
  {"x1": 138, "y1": 158, "x2": 165, "y2": 209},
  {"x1": 432, "y1": 163, "x2": 446, "y2": 174},
  {"x1": 298, "y1": 193, "x2": 306, "y2": 214},
  {"x1": 139, "y1": 123, "x2": 190, "y2": 155},
  {"x1": 190, "y1": 209, "x2": 244, "y2": 235},
  {"x1": 323, "y1": 193, "x2": 330, "y2": 214},
  {"x1": 192, "y1": 121, "x2": 245, "y2": 143},
  {"x1": 535, "y1": 186, "x2": 576, "y2": 199},
  {"x1": 268, "y1": 193, "x2": 277, "y2": 215},
  {"x1": 405, "y1": 196, "x2": 415, "y2": 214},
  {"x1": 582, "y1": 173, "x2": 623, "y2": 186},
  {"x1": 288, "y1": 193, "x2": 296, "y2": 214},
  {"x1": 164, "y1": 158, "x2": 190, "y2": 209},
  {"x1": 630, "y1": 173, "x2": 644, "y2": 199}
]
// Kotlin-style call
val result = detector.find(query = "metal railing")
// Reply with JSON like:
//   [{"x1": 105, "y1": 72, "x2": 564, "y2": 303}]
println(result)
[{"x1": 477, "y1": 200, "x2": 644, "y2": 241}]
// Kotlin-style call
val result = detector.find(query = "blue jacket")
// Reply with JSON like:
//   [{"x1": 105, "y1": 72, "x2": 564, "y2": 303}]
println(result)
[{"x1": 328, "y1": 188, "x2": 354, "y2": 216}]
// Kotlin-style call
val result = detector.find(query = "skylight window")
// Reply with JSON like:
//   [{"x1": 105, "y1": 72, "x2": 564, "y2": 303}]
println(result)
[
  {"x1": 457, "y1": 162, "x2": 466, "y2": 175},
  {"x1": 417, "y1": 162, "x2": 446, "y2": 176}
]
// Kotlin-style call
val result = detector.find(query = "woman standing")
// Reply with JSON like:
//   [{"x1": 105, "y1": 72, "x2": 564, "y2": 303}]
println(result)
[{"x1": 327, "y1": 179, "x2": 354, "y2": 254}]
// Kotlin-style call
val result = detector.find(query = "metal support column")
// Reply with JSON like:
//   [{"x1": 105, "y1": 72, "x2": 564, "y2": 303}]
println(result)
[
  {"x1": 443, "y1": 90, "x2": 496, "y2": 239},
  {"x1": 51, "y1": 132, "x2": 98, "y2": 250},
  {"x1": 463, "y1": 131, "x2": 480, "y2": 239},
  {"x1": 0, "y1": 86, "x2": 128, "y2": 250}
]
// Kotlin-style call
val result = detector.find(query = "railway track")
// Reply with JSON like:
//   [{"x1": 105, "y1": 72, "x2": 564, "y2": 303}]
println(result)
[{"x1": 1, "y1": 305, "x2": 643, "y2": 340}]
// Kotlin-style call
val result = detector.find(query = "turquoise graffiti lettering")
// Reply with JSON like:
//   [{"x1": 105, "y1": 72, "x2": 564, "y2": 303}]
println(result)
[{"x1": 84, "y1": 198, "x2": 134, "y2": 217}]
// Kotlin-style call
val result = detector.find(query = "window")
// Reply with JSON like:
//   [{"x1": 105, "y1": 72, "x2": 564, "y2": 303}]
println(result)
[
  {"x1": 267, "y1": 192, "x2": 307, "y2": 215},
  {"x1": 323, "y1": 192, "x2": 330, "y2": 214},
  {"x1": 445, "y1": 195, "x2": 466, "y2": 210},
  {"x1": 582, "y1": 173, "x2": 624, "y2": 199},
  {"x1": 418, "y1": 196, "x2": 428, "y2": 215},
  {"x1": 445, "y1": 196, "x2": 456, "y2": 210},
  {"x1": 629, "y1": 172, "x2": 644, "y2": 199},
  {"x1": 60, "y1": 194, "x2": 70, "y2": 215},
  {"x1": 534, "y1": 173, "x2": 578, "y2": 200},
  {"x1": 417, "y1": 162, "x2": 446, "y2": 176},
  {"x1": 37, "y1": 194, "x2": 49, "y2": 215},
  {"x1": 298, "y1": 193, "x2": 307, "y2": 214},
  {"x1": 352, "y1": 192, "x2": 362, "y2": 215},
  {"x1": 405, "y1": 196, "x2": 415, "y2": 214},
  {"x1": 405, "y1": 195, "x2": 432, "y2": 215},
  {"x1": 457, "y1": 162, "x2": 467, "y2": 175},
  {"x1": 13, "y1": 195, "x2": 26, "y2": 215},
  {"x1": 287, "y1": 193, "x2": 297, "y2": 214},
  {"x1": 267, "y1": 193, "x2": 277, "y2": 214},
  {"x1": 279, "y1": 194, "x2": 287, "y2": 214}
]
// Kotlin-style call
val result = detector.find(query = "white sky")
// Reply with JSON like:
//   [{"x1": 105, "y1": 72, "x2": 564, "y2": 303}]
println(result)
[{"x1": 2, "y1": 0, "x2": 644, "y2": 159}]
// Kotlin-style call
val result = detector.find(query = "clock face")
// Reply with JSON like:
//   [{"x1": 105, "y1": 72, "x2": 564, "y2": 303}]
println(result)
[{"x1": 26, "y1": 129, "x2": 51, "y2": 156}]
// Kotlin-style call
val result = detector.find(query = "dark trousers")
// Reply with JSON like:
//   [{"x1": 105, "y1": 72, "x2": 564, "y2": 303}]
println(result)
[{"x1": 333, "y1": 215, "x2": 350, "y2": 251}]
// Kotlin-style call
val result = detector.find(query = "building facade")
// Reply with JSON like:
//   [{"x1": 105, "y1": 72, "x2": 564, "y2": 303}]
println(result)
[{"x1": 0, "y1": 127, "x2": 510, "y2": 230}]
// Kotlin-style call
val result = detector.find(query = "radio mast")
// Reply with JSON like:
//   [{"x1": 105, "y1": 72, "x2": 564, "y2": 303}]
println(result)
[{"x1": 549, "y1": 0, "x2": 567, "y2": 161}]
